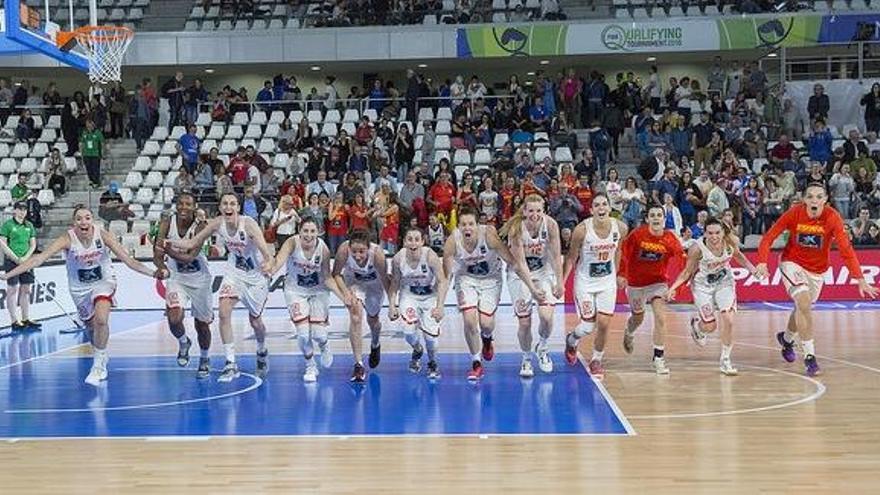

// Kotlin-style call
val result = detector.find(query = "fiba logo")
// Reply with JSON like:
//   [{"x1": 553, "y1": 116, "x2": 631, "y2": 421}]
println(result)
[{"x1": 601, "y1": 25, "x2": 627, "y2": 51}]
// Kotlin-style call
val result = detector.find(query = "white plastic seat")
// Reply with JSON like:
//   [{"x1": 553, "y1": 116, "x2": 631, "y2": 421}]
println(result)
[
  {"x1": 269, "y1": 111, "x2": 285, "y2": 124},
  {"x1": 142, "y1": 141, "x2": 160, "y2": 155},
  {"x1": 144, "y1": 171, "x2": 163, "y2": 188},
  {"x1": 533, "y1": 132, "x2": 550, "y2": 146},
  {"x1": 153, "y1": 156, "x2": 173, "y2": 172},
  {"x1": 0, "y1": 143, "x2": 9, "y2": 158},
  {"x1": 434, "y1": 135, "x2": 451, "y2": 150},
  {"x1": 434, "y1": 150, "x2": 450, "y2": 163},
  {"x1": 289, "y1": 110, "x2": 304, "y2": 123},
  {"x1": 123, "y1": 171, "x2": 143, "y2": 188},
  {"x1": 534, "y1": 147, "x2": 552, "y2": 162},
  {"x1": 109, "y1": 219, "x2": 129, "y2": 237},
  {"x1": 10, "y1": 143, "x2": 29, "y2": 158},
  {"x1": 342, "y1": 109, "x2": 360, "y2": 123},
  {"x1": 307, "y1": 110, "x2": 323, "y2": 124},
  {"x1": 240, "y1": 139, "x2": 257, "y2": 150},
  {"x1": 46, "y1": 115, "x2": 61, "y2": 129},
  {"x1": 195, "y1": 112, "x2": 212, "y2": 126},
  {"x1": 5, "y1": 174, "x2": 18, "y2": 190},
  {"x1": 118, "y1": 187, "x2": 133, "y2": 203},
  {"x1": 19, "y1": 158, "x2": 37, "y2": 173},
  {"x1": 418, "y1": 108, "x2": 435, "y2": 122},
  {"x1": 146, "y1": 203, "x2": 164, "y2": 221},
  {"x1": 38, "y1": 129, "x2": 57, "y2": 143},
  {"x1": 64, "y1": 157, "x2": 77, "y2": 173},
  {"x1": 150, "y1": 126, "x2": 169, "y2": 140},
  {"x1": 135, "y1": 188, "x2": 155, "y2": 205},
  {"x1": 128, "y1": 203, "x2": 144, "y2": 219},
  {"x1": 321, "y1": 123, "x2": 338, "y2": 138},
  {"x1": 0, "y1": 158, "x2": 16, "y2": 174},
  {"x1": 219, "y1": 139, "x2": 237, "y2": 155},
  {"x1": 363, "y1": 109, "x2": 378, "y2": 122},
  {"x1": 160, "y1": 140, "x2": 178, "y2": 155},
  {"x1": 554, "y1": 147, "x2": 573, "y2": 162},
  {"x1": 341, "y1": 122, "x2": 356, "y2": 135},
  {"x1": 169, "y1": 126, "x2": 186, "y2": 140},
  {"x1": 0, "y1": 190, "x2": 12, "y2": 207},
  {"x1": 493, "y1": 133, "x2": 509, "y2": 149},
  {"x1": 473, "y1": 148, "x2": 491, "y2": 164},
  {"x1": 131, "y1": 220, "x2": 151, "y2": 237},
  {"x1": 436, "y1": 107, "x2": 453, "y2": 121},
  {"x1": 435, "y1": 120, "x2": 451, "y2": 135},
  {"x1": 225, "y1": 125, "x2": 244, "y2": 139},
  {"x1": 37, "y1": 189, "x2": 55, "y2": 206},
  {"x1": 258, "y1": 138, "x2": 275, "y2": 153},
  {"x1": 200, "y1": 139, "x2": 217, "y2": 154},
  {"x1": 453, "y1": 149, "x2": 471, "y2": 164},
  {"x1": 133, "y1": 156, "x2": 152, "y2": 172},
  {"x1": 4, "y1": 116, "x2": 19, "y2": 129},
  {"x1": 273, "y1": 153, "x2": 289, "y2": 170},
  {"x1": 163, "y1": 171, "x2": 179, "y2": 186},
  {"x1": 263, "y1": 123, "x2": 280, "y2": 139},
  {"x1": 324, "y1": 109, "x2": 341, "y2": 124},
  {"x1": 207, "y1": 125, "x2": 225, "y2": 140},
  {"x1": 244, "y1": 124, "x2": 262, "y2": 139},
  {"x1": 29, "y1": 143, "x2": 48, "y2": 158}
]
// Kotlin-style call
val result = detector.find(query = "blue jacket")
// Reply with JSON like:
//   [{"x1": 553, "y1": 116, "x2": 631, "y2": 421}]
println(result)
[{"x1": 807, "y1": 129, "x2": 833, "y2": 163}]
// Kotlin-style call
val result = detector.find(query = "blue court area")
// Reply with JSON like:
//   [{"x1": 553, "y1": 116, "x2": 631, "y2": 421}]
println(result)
[{"x1": 0, "y1": 310, "x2": 630, "y2": 438}]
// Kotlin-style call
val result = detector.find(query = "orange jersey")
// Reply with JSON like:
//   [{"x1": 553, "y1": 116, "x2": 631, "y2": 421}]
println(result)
[
  {"x1": 757, "y1": 203, "x2": 862, "y2": 276},
  {"x1": 619, "y1": 225, "x2": 685, "y2": 287}
]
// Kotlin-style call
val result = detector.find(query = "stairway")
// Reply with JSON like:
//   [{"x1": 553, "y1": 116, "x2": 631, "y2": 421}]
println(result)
[{"x1": 39, "y1": 139, "x2": 141, "y2": 248}]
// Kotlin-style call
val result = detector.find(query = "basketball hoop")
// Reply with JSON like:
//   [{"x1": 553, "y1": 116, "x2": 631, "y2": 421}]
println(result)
[{"x1": 56, "y1": 26, "x2": 134, "y2": 84}]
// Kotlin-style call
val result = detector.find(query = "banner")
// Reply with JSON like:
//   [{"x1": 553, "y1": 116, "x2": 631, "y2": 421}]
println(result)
[
  {"x1": 457, "y1": 14, "x2": 880, "y2": 58},
  {"x1": 563, "y1": 248, "x2": 880, "y2": 306}
]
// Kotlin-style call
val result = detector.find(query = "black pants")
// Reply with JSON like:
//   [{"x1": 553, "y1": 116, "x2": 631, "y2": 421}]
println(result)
[
  {"x1": 84, "y1": 156, "x2": 101, "y2": 186},
  {"x1": 866, "y1": 116, "x2": 880, "y2": 135},
  {"x1": 49, "y1": 174, "x2": 66, "y2": 195},
  {"x1": 110, "y1": 112, "x2": 125, "y2": 138}
]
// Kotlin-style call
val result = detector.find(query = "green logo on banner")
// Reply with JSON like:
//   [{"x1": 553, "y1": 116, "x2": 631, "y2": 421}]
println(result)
[{"x1": 601, "y1": 24, "x2": 683, "y2": 51}]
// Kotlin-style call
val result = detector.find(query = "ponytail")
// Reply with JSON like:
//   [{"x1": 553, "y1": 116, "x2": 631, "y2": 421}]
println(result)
[{"x1": 499, "y1": 194, "x2": 543, "y2": 240}]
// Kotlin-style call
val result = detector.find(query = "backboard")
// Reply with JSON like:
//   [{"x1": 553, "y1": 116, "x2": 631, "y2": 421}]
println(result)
[{"x1": 3, "y1": 0, "x2": 90, "y2": 72}]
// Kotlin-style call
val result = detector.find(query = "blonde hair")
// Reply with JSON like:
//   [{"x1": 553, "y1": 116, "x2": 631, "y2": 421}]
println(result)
[
  {"x1": 279, "y1": 195, "x2": 293, "y2": 209},
  {"x1": 499, "y1": 194, "x2": 544, "y2": 239}
]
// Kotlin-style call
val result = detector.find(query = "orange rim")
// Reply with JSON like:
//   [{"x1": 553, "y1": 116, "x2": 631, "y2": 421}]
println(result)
[{"x1": 56, "y1": 25, "x2": 133, "y2": 48}]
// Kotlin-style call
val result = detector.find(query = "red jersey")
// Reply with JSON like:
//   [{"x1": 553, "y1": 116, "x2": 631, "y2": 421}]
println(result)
[
  {"x1": 227, "y1": 159, "x2": 248, "y2": 185},
  {"x1": 349, "y1": 204, "x2": 370, "y2": 231},
  {"x1": 429, "y1": 182, "x2": 455, "y2": 214},
  {"x1": 757, "y1": 203, "x2": 862, "y2": 276},
  {"x1": 500, "y1": 187, "x2": 517, "y2": 221},
  {"x1": 619, "y1": 225, "x2": 685, "y2": 288},
  {"x1": 573, "y1": 185, "x2": 593, "y2": 218},
  {"x1": 327, "y1": 206, "x2": 349, "y2": 236}
]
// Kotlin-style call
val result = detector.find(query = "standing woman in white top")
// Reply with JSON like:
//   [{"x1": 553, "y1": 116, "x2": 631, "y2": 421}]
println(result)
[
  {"x1": 2, "y1": 206, "x2": 165, "y2": 386},
  {"x1": 666, "y1": 218, "x2": 756, "y2": 375},
  {"x1": 269, "y1": 194, "x2": 301, "y2": 249},
  {"x1": 442, "y1": 206, "x2": 545, "y2": 382},
  {"x1": 499, "y1": 194, "x2": 564, "y2": 378},
  {"x1": 168, "y1": 193, "x2": 275, "y2": 383}
]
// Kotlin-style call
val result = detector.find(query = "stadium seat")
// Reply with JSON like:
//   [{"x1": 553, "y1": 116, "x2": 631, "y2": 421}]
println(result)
[
  {"x1": 453, "y1": 149, "x2": 471, "y2": 165},
  {"x1": 150, "y1": 127, "x2": 169, "y2": 140},
  {"x1": 163, "y1": 171, "x2": 179, "y2": 187},
  {"x1": 36, "y1": 188, "x2": 55, "y2": 206},
  {"x1": 195, "y1": 113, "x2": 212, "y2": 126},
  {"x1": 263, "y1": 123, "x2": 280, "y2": 139},
  {"x1": 154, "y1": 156, "x2": 173, "y2": 172},
  {"x1": 0, "y1": 190, "x2": 12, "y2": 207},
  {"x1": 226, "y1": 125, "x2": 244, "y2": 139},
  {"x1": 418, "y1": 108, "x2": 435, "y2": 122},
  {"x1": 160, "y1": 140, "x2": 178, "y2": 155},
  {"x1": 131, "y1": 220, "x2": 151, "y2": 237},
  {"x1": 324, "y1": 109, "x2": 341, "y2": 124},
  {"x1": 219, "y1": 140, "x2": 237, "y2": 155},
  {"x1": 434, "y1": 135, "x2": 451, "y2": 150},
  {"x1": 534, "y1": 147, "x2": 552, "y2": 162},
  {"x1": 0, "y1": 143, "x2": 9, "y2": 158},
  {"x1": 200, "y1": 139, "x2": 217, "y2": 154},
  {"x1": 169, "y1": 126, "x2": 186, "y2": 140},
  {"x1": 19, "y1": 158, "x2": 37, "y2": 174},
  {"x1": 268, "y1": 111, "x2": 285, "y2": 124},
  {"x1": 133, "y1": 156, "x2": 151, "y2": 172},
  {"x1": 258, "y1": 138, "x2": 275, "y2": 153},
  {"x1": 342, "y1": 109, "x2": 360, "y2": 123},
  {"x1": 10, "y1": 143, "x2": 29, "y2": 158},
  {"x1": 144, "y1": 171, "x2": 164, "y2": 188},
  {"x1": 244, "y1": 124, "x2": 262, "y2": 139},
  {"x1": 38, "y1": 129, "x2": 57, "y2": 143},
  {"x1": 436, "y1": 107, "x2": 453, "y2": 121},
  {"x1": 207, "y1": 125, "x2": 225, "y2": 140},
  {"x1": 307, "y1": 110, "x2": 323, "y2": 124},
  {"x1": 109, "y1": 220, "x2": 129, "y2": 237},
  {"x1": 118, "y1": 187, "x2": 134, "y2": 203},
  {"x1": 554, "y1": 147, "x2": 573, "y2": 162},
  {"x1": 124, "y1": 172, "x2": 143, "y2": 188},
  {"x1": 435, "y1": 120, "x2": 451, "y2": 134},
  {"x1": 142, "y1": 141, "x2": 160, "y2": 155},
  {"x1": 135, "y1": 188, "x2": 155, "y2": 205}
]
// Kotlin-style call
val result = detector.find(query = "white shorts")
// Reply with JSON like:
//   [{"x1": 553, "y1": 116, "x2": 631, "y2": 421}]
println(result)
[
  {"x1": 218, "y1": 272, "x2": 269, "y2": 317},
  {"x1": 780, "y1": 261, "x2": 824, "y2": 303},
  {"x1": 455, "y1": 275, "x2": 502, "y2": 316},
  {"x1": 284, "y1": 289, "x2": 329, "y2": 324},
  {"x1": 574, "y1": 278, "x2": 617, "y2": 321},
  {"x1": 692, "y1": 281, "x2": 736, "y2": 323},
  {"x1": 399, "y1": 292, "x2": 441, "y2": 336},
  {"x1": 508, "y1": 270, "x2": 557, "y2": 317},
  {"x1": 70, "y1": 280, "x2": 117, "y2": 322},
  {"x1": 350, "y1": 282, "x2": 384, "y2": 318},
  {"x1": 626, "y1": 283, "x2": 667, "y2": 314},
  {"x1": 165, "y1": 278, "x2": 214, "y2": 323}
]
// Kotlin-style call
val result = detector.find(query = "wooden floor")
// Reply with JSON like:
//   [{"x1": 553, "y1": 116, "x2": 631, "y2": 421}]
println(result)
[{"x1": 1, "y1": 306, "x2": 879, "y2": 494}]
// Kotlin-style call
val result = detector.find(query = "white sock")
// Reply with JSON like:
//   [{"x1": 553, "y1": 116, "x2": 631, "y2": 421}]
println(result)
[
  {"x1": 256, "y1": 341, "x2": 266, "y2": 353},
  {"x1": 471, "y1": 353, "x2": 481, "y2": 362},
  {"x1": 538, "y1": 336, "x2": 548, "y2": 348},
  {"x1": 802, "y1": 339, "x2": 815, "y2": 357},
  {"x1": 721, "y1": 344, "x2": 732, "y2": 360},
  {"x1": 591, "y1": 349, "x2": 605, "y2": 362},
  {"x1": 94, "y1": 347, "x2": 108, "y2": 362},
  {"x1": 200, "y1": 348, "x2": 209, "y2": 359},
  {"x1": 783, "y1": 330, "x2": 796, "y2": 344},
  {"x1": 522, "y1": 351, "x2": 531, "y2": 361},
  {"x1": 224, "y1": 343, "x2": 236, "y2": 363},
  {"x1": 178, "y1": 335, "x2": 189, "y2": 345}
]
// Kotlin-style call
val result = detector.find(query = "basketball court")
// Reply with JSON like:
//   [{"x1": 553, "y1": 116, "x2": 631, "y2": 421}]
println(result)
[{"x1": 2, "y1": 0, "x2": 880, "y2": 492}]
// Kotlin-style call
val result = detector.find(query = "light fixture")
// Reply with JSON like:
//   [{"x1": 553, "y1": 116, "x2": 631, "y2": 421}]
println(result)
[
  {"x1": 417, "y1": 63, "x2": 428, "y2": 68},
  {"x1": 646, "y1": 56, "x2": 656, "y2": 62},
  {"x1": 539, "y1": 60, "x2": 550, "y2": 65},
  {"x1": 204, "y1": 68, "x2": 215, "y2": 74},
  {"x1": 525, "y1": 81, "x2": 533, "y2": 86},
  {"x1": 768, "y1": 52, "x2": 778, "y2": 58},
  {"x1": 526, "y1": 71, "x2": 535, "y2": 76},
  {"x1": 310, "y1": 65, "x2": 321, "y2": 71}
]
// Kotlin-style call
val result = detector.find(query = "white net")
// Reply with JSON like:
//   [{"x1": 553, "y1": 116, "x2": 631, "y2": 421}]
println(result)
[{"x1": 74, "y1": 27, "x2": 134, "y2": 84}]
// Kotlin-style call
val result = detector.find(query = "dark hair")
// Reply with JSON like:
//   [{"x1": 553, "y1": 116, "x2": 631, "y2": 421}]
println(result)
[
  {"x1": 404, "y1": 226, "x2": 424, "y2": 239},
  {"x1": 805, "y1": 182, "x2": 828, "y2": 195},
  {"x1": 175, "y1": 191, "x2": 195, "y2": 204},
  {"x1": 72, "y1": 204, "x2": 91, "y2": 219},
  {"x1": 300, "y1": 216, "x2": 319, "y2": 229},
  {"x1": 349, "y1": 229, "x2": 371, "y2": 247},
  {"x1": 458, "y1": 206, "x2": 479, "y2": 221}
]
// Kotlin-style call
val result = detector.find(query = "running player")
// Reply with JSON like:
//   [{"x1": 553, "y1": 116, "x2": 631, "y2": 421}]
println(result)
[
  {"x1": 1, "y1": 206, "x2": 164, "y2": 386},
  {"x1": 388, "y1": 227, "x2": 449, "y2": 379},
  {"x1": 167, "y1": 193, "x2": 274, "y2": 382},
  {"x1": 153, "y1": 192, "x2": 214, "y2": 378},
  {"x1": 500, "y1": 194, "x2": 564, "y2": 378},
  {"x1": 666, "y1": 218, "x2": 757, "y2": 375},
  {"x1": 333, "y1": 230, "x2": 391, "y2": 383},
  {"x1": 756, "y1": 183, "x2": 878, "y2": 376},
  {"x1": 443, "y1": 206, "x2": 545, "y2": 381},
  {"x1": 618, "y1": 204, "x2": 685, "y2": 375},
  {"x1": 562, "y1": 193, "x2": 628, "y2": 379},
  {"x1": 269, "y1": 216, "x2": 348, "y2": 382}
]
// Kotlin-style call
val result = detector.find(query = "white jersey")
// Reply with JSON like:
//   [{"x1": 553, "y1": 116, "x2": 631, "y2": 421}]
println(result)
[
  {"x1": 453, "y1": 226, "x2": 502, "y2": 280},
  {"x1": 166, "y1": 214, "x2": 210, "y2": 285},
  {"x1": 217, "y1": 217, "x2": 264, "y2": 283},
  {"x1": 286, "y1": 237, "x2": 328, "y2": 295},
  {"x1": 692, "y1": 238, "x2": 734, "y2": 288},
  {"x1": 509, "y1": 216, "x2": 551, "y2": 276},
  {"x1": 343, "y1": 243, "x2": 382, "y2": 286},
  {"x1": 65, "y1": 225, "x2": 115, "y2": 291},
  {"x1": 398, "y1": 247, "x2": 437, "y2": 297},
  {"x1": 576, "y1": 218, "x2": 621, "y2": 291},
  {"x1": 427, "y1": 224, "x2": 445, "y2": 252}
]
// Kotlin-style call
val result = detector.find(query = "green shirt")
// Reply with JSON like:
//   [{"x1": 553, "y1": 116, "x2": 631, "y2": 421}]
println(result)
[
  {"x1": 0, "y1": 218, "x2": 35, "y2": 258},
  {"x1": 10, "y1": 184, "x2": 28, "y2": 201},
  {"x1": 80, "y1": 129, "x2": 104, "y2": 158}
]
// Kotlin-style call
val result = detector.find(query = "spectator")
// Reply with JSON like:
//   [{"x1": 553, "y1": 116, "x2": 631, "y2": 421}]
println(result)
[
  {"x1": 807, "y1": 83, "x2": 830, "y2": 122},
  {"x1": 781, "y1": 99, "x2": 805, "y2": 140},
  {"x1": 478, "y1": 176, "x2": 499, "y2": 224},
  {"x1": 323, "y1": 76, "x2": 338, "y2": 110},
  {"x1": 762, "y1": 178, "x2": 785, "y2": 226},
  {"x1": 829, "y1": 163, "x2": 855, "y2": 219},
  {"x1": 306, "y1": 169, "x2": 336, "y2": 197},
  {"x1": 174, "y1": 167, "x2": 195, "y2": 194},
  {"x1": 79, "y1": 119, "x2": 104, "y2": 189},
  {"x1": 256, "y1": 80, "x2": 274, "y2": 110},
  {"x1": 620, "y1": 177, "x2": 646, "y2": 229},
  {"x1": 44, "y1": 148, "x2": 67, "y2": 196},
  {"x1": 850, "y1": 148, "x2": 877, "y2": 182},
  {"x1": 807, "y1": 119, "x2": 833, "y2": 165},
  {"x1": 690, "y1": 210, "x2": 708, "y2": 239},
  {"x1": 662, "y1": 192, "x2": 683, "y2": 235},
  {"x1": 193, "y1": 159, "x2": 214, "y2": 196},
  {"x1": 587, "y1": 119, "x2": 611, "y2": 177},
  {"x1": 214, "y1": 162, "x2": 234, "y2": 198},
  {"x1": 15, "y1": 109, "x2": 35, "y2": 143},
  {"x1": 227, "y1": 147, "x2": 250, "y2": 186},
  {"x1": 269, "y1": 195, "x2": 300, "y2": 249},
  {"x1": 240, "y1": 185, "x2": 267, "y2": 222},
  {"x1": 637, "y1": 148, "x2": 667, "y2": 201},
  {"x1": 162, "y1": 71, "x2": 186, "y2": 128},
  {"x1": 184, "y1": 78, "x2": 208, "y2": 127},
  {"x1": 11, "y1": 174, "x2": 29, "y2": 202},
  {"x1": 98, "y1": 181, "x2": 133, "y2": 221},
  {"x1": 549, "y1": 182, "x2": 582, "y2": 232},
  {"x1": 843, "y1": 129, "x2": 869, "y2": 164},
  {"x1": 707, "y1": 180, "x2": 730, "y2": 218},
  {"x1": 861, "y1": 82, "x2": 880, "y2": 134},
  {"x1": 177, "y1": 124, "x2": 200, "y2": 174},
  {"x1": 740, "y1": 177, "x2": 764, "y2": 236},
  {"x1": 769, "y1": 134, "x2": 796, "y2": 166},
  {"x1": 326, "y1": 193, "x2": 350, "y2": 254}
]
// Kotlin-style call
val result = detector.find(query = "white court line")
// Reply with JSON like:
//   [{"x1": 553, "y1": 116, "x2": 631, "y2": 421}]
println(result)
[
  {"x1": 4, "y1": 369, "x2": 263, "y2": 414},
  {"x1": 5, "y1": 432, "x2": 630, "y2": 442},
  {"x1": 624, "y1": 362, "x2": 826, "y2": 420},
  {"x1": 577, "y1": 352, "x2": 637, "y2": 436}
]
